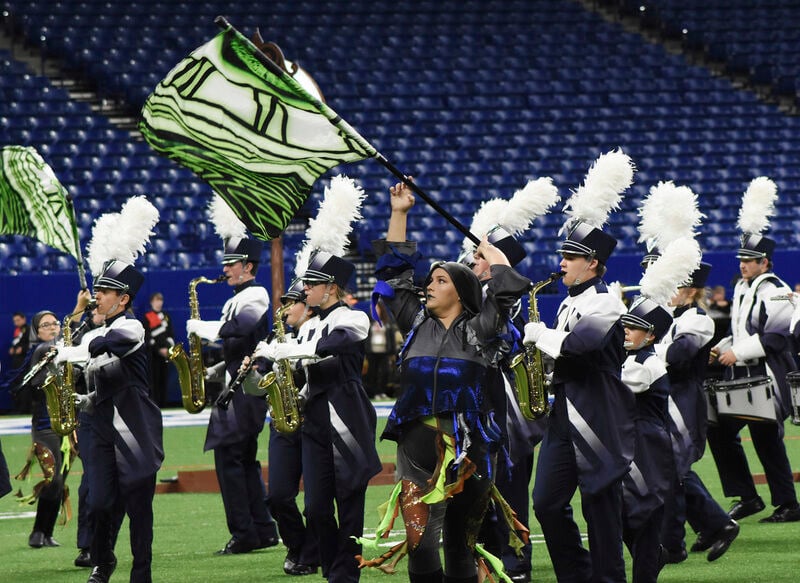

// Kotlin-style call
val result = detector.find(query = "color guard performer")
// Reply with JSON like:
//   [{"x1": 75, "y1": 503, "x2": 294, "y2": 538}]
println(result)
[
  {"x1": 707, "y1": 177, "x2": 800, "y2": 523},
  {"x1": 360, "y1": 180, "x2": 530, "y2": 583}
]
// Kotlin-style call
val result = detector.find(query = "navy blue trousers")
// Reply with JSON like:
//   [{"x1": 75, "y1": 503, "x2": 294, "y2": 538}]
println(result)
[
  {"x1": 267, "y1": 425, "x2": 318, "y2": 566},
  {"x1": 302, "y1": 429, "x2": 366, "y2": 583},
  {"x1": 88, "y1": 432, "x2": 155, "y2": 583},
  {"x1": 76, "y1": 414, "x2": 94, "y2": 550},
  {"x1": 213, "y1": 434, "x2": 277, "y2": 545},
  {"x1": 533, "y1": 425, "x2": 626, "y2": 583},
  {"x1": 662, "y1": 470, "x2": 729, "y2": 552},
  {"x1": 707, "y1": 417, "x2": 797, "y2": 507}
]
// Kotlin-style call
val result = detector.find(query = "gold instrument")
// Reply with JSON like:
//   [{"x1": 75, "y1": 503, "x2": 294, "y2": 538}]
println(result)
[
  {"x1": 509, "y1": 272, "x2": 564, "y2": 420},
  {"x1": 258, "y1": 302, "x2": 302, "y2": 434},
  {"x1": 169, "y1": 275, "x2": 226, "y2": 413},
  {"x1": 41, "y1": 312, "x2": 80, "y2": 436}
]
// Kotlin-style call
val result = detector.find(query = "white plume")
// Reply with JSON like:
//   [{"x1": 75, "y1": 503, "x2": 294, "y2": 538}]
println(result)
[
  {"x1": 462, "y1": 199, "x2": 507, "y2": 254},
  {"x1": 86, "y1": 196, "x2": 159, "y2": 275},
  {"x1": 638, "y1": 181, "x2": 704, "y2": 248},
  {"x1": 639, "y1": 237, "x2": 701, "y2": 305},
  {"x1": 461, "y1": 177, "x2": 559, "y2": 254},
  {"x1": 295, "y1": 175, "x2": 365, "y2": 277},
  {"x1": 737, "y1": 176, "x2": 777, "y2": 235},
  {"x1": 561, "y1": 148, "x2": 635, "y2": 234},
  {"x1": 502, "y1": 177, "x2": 560, "y2": 235},
  {"x1": 209, "y1": 194, "x2": 247, "y2": 240}
]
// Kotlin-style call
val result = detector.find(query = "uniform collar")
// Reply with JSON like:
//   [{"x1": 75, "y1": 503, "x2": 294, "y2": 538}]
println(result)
[
  {"x1": 234, "y1": 279, "x2": 256, "y2": 295},
  {"x1": 105, "y1": 311, "x2": 126, "y2": 326},
  {"x1": 568, "y1": 276, "x2": 600, "y2": 297},
  {"x1": 318, "y1": 301, "x2": 346, "y2": 320}
]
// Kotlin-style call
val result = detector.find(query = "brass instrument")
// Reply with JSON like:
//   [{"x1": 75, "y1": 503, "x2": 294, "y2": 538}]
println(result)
[
  {"x1": 258, "y1": 302, "x2": 302, "y2": 434},
  {"x1": 41, "y1": 311, "x2": 82, "y2": 436},
  {"x1": 169, "y1": 275, "x2": 226, "y2": 413},
  {"x1": 509, "y1": 272, "x2": 564, "y2": 420}
]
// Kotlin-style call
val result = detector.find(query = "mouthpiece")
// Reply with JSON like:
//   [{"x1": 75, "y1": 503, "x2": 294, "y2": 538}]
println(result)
[{"x1": 84, "y1": 299, "x2": 98, "y2": 311}]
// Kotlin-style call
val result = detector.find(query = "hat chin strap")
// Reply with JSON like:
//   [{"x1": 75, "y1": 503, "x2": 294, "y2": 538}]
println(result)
[{"x1": 572, "y1": 259, "x2": 593, "y2": 286}]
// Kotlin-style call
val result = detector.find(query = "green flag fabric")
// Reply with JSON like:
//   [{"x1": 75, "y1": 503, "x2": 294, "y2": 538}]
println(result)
[
  {"x1": 0, "y1": 146, "x2": 78, "y2": 258},
  {"x1": 139, "y1": 25, "x2": 377, "y2": 240}
]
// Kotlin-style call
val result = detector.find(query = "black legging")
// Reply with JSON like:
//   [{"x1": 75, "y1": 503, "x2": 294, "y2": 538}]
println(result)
[{"x1": 400, "y1": 420, "x2": 493, "y2": 579}]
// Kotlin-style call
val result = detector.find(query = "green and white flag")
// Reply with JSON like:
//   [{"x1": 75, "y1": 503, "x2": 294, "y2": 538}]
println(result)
[
  {"x1": 0, "y1": 145, "x2": 78, "y2": 258},
  {"x1": 139, "y1": 24, "x2": 377, "y2": 240}
]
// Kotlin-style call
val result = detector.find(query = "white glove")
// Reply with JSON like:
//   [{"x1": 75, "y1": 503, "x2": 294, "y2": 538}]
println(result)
[
  {"x1": 242, "y1": 370, "x2": 268, "y2": 398},
  {"x1": 270, "y1": 340, "x2": 319, "y2": 361},
  {"x1": 253, "y1": 340, "x2": 274, "y2": 361},
  {"x1": 523, "y1": 322, "x2": 548, "y2": 345},
  {"x1": 186, "y1": 319, "x2": 222, "y2": 341},
  {"x1": 54, "y1": 345, "x2": 88, "y2": 365},
  {"x1": 74, "y1": 393, "x2": 93, "y2": 412}
]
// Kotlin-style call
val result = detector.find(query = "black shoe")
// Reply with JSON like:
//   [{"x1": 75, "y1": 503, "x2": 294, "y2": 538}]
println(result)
[
  {"x1": 75, "y1": 549, "x2": 92, "y2": 567},
  {"x1": 690, "y1": 531, "x2": 711, "y2": 552},
  {"x1": 43, "y1": 536, "x2": 60, "y2": 547},
  {"x1": 707, "y1": 520, "x2": 739, "y2": 561},
  {"x1": 728, "y1": 496, "x2": 765, "y2": 520},
  {"x1": 662, "y1": 547, "x2": 688, "y2": 564},
  {"x1": 255, "y1": 535, "x2": 279, "y2": 549},
  {"x1": 507, "y1": 571, "x2": 531, "y2": 583},
  {"x1": 285, "y1": 563, "x2": 318, "y2": 576},
  {"x1": 215, "y1": 538, "x2": 257, "y2": 555},
  {"x1": 87, "y1": 560, "x2": 116, "y2": 583},
  {"x1": 28, "y1": 531, "x2": 45, "y2": 548},
  {"x1": 758, "y1": 503, "x2": 800, "y2": 523}
]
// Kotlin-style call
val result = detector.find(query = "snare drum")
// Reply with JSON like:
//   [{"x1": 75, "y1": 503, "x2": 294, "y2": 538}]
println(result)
[
  {"x1": 703, "y1": 379, "x2": 718, "y2": 426},
  {"x1": 714, "y1": 375, "x2": 776, "y2": 423},
  {"x1": 785, "y1": 371, "x2": 800, "y2": 426}
]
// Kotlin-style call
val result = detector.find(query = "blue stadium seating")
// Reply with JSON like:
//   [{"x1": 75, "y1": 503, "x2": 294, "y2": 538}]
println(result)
[{"x1": 1, "y1": 0, "x2": 800, "y2": 289}]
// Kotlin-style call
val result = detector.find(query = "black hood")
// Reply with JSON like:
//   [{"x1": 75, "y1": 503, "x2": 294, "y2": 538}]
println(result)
[{"x1": 425, "y1": 261, "x2": 482, "y2": 316}]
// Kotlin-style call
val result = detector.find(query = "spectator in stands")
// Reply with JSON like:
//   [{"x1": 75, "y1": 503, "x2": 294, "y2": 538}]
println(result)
[
  {"x1": 9, "y1": 311, "x2": 29, "y2": 368},
  {"x1": 363, "y1": 301, "x2": 399, "y2": 399},
  {"x1": 141, "y1": 292, "x2": 175, "y2": 407},
  {"x1": 706, "y1": 285, "x2": 731, "y2": 319},
  {"x1": 8, "y1": 311, "x2": 32, "y2": 413}
]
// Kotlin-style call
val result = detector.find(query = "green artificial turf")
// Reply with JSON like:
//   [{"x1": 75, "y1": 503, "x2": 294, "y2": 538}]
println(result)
[{"x1": 1, "y1": 414, "x2": 798, "y2": 581}]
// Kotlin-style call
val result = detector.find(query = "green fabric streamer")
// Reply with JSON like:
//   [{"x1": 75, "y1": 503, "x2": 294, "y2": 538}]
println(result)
[
  {"x1": 139, "y1": 25, "x2": 376, "y2": 240},
  {"x1": 0, "y1": 146, "x2": 77, "y2": 257}
]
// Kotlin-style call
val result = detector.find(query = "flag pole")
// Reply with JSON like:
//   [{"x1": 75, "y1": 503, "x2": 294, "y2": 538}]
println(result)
[
  {"x1": 214, "y1": 16, "x2": 480, "y2": 247},
  {"x1": 65, "y1": 194, "x2": 88, "y2": 290}
]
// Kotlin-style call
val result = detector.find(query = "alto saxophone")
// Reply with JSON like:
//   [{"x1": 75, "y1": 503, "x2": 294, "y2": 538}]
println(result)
[
  {"x1": 258, "y1": 302, "x2": 302, "y2": 434},
  {"x1": 169, "y1": 275, "x2": 226, "y2": 413},
  {"x1": 41, "y1": 312, "x2": 80, "y2": 436},
  {"x1": 509, "y1": 272, "x2": 564, "y2": 420}
]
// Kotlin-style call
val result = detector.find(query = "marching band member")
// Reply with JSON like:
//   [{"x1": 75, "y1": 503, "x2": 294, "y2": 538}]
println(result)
[
  {"x1": 460, "y1": 178, "x2": 559, "y2": 583},
  {"x1": 243, "y1": 279, "x2": 320, "y2": 576},
  {"x1": 657, "y1": 263, "x2": 739, "y2": 562},
  {"x1": 361, "y1": 180, "x2": 530, "y2": 583},
  {"x1": 186, "y1": 195, "x2": 278, "y2": 554},
  {"x1": 258, "y1": 176, "x2": 381, "y2": 582},
  {"x1": 619, "y1": 237, "x2": 700, "y2": 581},
  {"x1": 636, "y1": 181, "x2": 739, "y2": 561},
  {"x1": 523, "y1": 150, "x2": 636, "y2": 582},
  {"x1": 620, "y1": 298, "x2": 673, "y2": 582},
  {"x1": 707, "y1": 177, "x2": 800, "y2": 523},
  {"x1": 54, "y1": 197, "x2": 164, "y2": 583}
]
